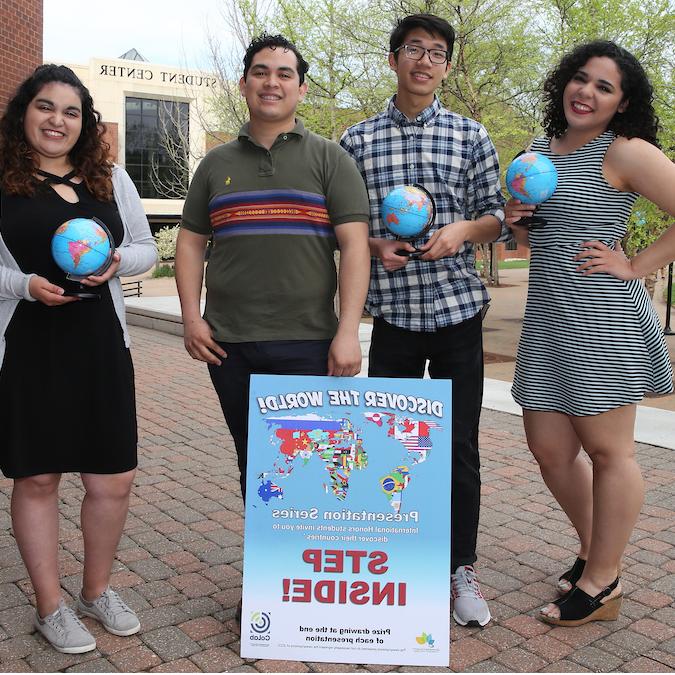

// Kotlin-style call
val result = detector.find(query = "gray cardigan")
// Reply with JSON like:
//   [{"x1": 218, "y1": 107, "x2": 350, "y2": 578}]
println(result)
[{"x1": 0, "y1": 165, "x2": 158, "y2": 368}]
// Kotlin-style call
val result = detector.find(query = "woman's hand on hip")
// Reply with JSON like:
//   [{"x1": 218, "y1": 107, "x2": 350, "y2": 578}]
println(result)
[{"x1": 575, "y1": 241, "x2": 639, "y2": 280}]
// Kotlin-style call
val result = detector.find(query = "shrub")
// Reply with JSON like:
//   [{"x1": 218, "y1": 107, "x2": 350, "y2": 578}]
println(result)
[
  {"x1": 152, "y1": 263, "x2": 176, "y2": 278},
  {"x1": 155, "y1": 224, "x2": 180, "y2": 261}
]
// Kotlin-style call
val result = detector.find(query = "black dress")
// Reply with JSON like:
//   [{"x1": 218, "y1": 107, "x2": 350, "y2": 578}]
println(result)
[{"x1": 0, "y1": 175, "x2": 137, "y2": 478}]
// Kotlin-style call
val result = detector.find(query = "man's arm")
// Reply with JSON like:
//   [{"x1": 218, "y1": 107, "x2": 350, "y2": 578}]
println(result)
[
  {"x1": 369, "y1": 237, "x2": 416, "y2": 271},
  {"x1": 418, "y1": 214, "x2": 501, "y2": 260},
  {"x1": 175, "y1": 228, "x2": 226, "y2": 365},
  {"x1": 340, "y1": 128, "x2": 417, "y2": 273},
  {"x1": 330, "y1": 220, "x2": 370, "y2": 376},
  {"x1": 421, "y1": 124, "x2": 505, "y2": 261}
]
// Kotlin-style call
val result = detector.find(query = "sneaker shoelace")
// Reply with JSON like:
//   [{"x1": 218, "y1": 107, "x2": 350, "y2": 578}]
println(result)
[
  {"x1": 98, "y1": 589, "x2": 130, "y2": 618},
  {"x1": 102, "y1": 588, "x2": 135, "y2": 618},
  {"x1": 452, "y1": 567, "x2": 485, "y2": 600},
  {"x1": 46, "y1": 604, "x2": 88, "y2": 636}
]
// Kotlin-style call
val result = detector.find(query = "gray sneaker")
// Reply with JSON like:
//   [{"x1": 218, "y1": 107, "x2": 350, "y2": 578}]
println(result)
[
  {"x1": 34, "y1": 599, "x2": 97, "y2": 654},
  {"x1": 77, "y1": 588, "x2": 140, "y2": 636},
  {"x1": 451, "y1": 565, "x2": 492, "y2": 627}
]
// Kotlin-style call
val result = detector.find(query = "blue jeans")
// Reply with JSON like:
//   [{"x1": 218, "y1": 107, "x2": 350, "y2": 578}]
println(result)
[
  {"x1": 208, "y1": 339, "x2": 331, "y2": 501},
  {"x1": 368, "y1": 313, "x2": 483, "y2": 570}
]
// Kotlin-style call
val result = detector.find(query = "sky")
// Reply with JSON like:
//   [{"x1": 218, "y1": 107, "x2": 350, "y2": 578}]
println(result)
[{"x1": 43, "y1": 0, "x2": 231, "y2": 70}]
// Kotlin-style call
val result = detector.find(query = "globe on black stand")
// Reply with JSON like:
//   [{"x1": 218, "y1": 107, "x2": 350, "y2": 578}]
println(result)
[
  {"x1": 381, "y1": 184, "x2": 436, "y2": 259},
  {"x1": 505, "y1": 151, "x2": 558, "y2": 229},
  {"x1": 51, "y1": 217, "x2": 115, "y2": 300}
]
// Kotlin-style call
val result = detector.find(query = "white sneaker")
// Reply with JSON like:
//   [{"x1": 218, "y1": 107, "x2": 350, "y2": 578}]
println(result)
[
  {"x1": 77, "y1": 588, "x2": 140, "y2": 636},
  {"x1": 34, "y1": 599, "x2": 97, "y2": 654},
  {"x1": 451, "y1": 565, "x2": 491, "y2": 627}
]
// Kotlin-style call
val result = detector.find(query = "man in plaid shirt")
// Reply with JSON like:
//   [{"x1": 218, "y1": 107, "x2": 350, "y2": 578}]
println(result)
[{"x1": 340, "y1": 13, "x2": 506, "y2": 627}]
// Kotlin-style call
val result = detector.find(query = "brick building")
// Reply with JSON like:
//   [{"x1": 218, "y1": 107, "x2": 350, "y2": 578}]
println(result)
[{"x1": 0, "y1": 0, "x2": 43, "y2": 113}]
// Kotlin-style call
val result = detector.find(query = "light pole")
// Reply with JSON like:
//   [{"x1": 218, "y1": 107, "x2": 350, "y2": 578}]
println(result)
[{"x1": 665, "y1": 262, "x2": 673, "y2": 336}]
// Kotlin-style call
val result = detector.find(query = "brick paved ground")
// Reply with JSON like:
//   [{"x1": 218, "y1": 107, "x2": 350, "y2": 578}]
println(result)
[{"x1": 0, "y1": 325, "x2": 673, "y2": 673}]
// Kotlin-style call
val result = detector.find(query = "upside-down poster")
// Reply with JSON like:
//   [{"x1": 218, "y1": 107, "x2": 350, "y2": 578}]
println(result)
[{"x1": 240, "y1": 375, "x2": 451, "y2": 666}]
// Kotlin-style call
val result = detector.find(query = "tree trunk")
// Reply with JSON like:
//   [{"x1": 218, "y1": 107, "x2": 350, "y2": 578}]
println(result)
[
  {"x1": 487, "y1": 242, "x2": 500, "y2": 286},
  {"x1": 645, "y1": 271, "x2": 657, "y2": 299}
]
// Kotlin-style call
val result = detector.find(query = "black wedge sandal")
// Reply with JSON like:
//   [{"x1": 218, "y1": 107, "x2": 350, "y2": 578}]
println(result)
[
  {"x1": 540, "y1": 577, "x2": 622, "y2": 626},
  {"x1": 557, "y1": 556, "x2": 586, "y2": 594}
]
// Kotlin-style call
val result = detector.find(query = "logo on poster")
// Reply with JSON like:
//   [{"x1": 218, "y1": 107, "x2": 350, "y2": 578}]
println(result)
[
  {"x1": 249, "y1": 611, "x2": 271, "y2": 639},
  {"x1": 416, "y1": 632, "x2": 435, "y2": 647}
]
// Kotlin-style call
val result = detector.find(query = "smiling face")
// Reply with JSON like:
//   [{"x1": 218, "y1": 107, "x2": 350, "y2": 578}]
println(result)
[
  {"x1": 23, "y1": 81, "x2": 83, "y2": 166},
  {"x1": 562, "y1": 56, "x2": 628, "y2": 137},
  {"x1": 389, "y1": 27, "x2": 450, "y2": 103},
  {"x1": 239, "y1": 47, "x2": 308, "y2": 128}
]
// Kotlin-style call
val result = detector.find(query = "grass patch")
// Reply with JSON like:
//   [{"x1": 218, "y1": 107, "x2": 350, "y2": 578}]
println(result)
[
  {"x1": 476, "y1": 258, "x2": 530, "y2": 270},
  {"x1": 152, "y1": 263, "x2": 175, "y2": 278}
]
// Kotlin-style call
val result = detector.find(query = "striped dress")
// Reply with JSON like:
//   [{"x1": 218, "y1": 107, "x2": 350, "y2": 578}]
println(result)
[{"x1": 512, "y1": 131, "x2": 673, "y2": 416}]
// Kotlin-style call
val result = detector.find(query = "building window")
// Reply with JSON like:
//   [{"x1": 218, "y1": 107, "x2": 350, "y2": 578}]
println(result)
[
  {"x1": 125, "y1": 97, "x2": 189, "y2": 199},
  {"x1": 505, "y1": 238, "x2": 518, "y2": 251}
]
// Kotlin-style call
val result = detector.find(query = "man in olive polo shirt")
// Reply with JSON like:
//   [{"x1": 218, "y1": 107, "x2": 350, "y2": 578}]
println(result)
[{"x1": 176, "y1": 33, "x2": 370, "y2": 501}]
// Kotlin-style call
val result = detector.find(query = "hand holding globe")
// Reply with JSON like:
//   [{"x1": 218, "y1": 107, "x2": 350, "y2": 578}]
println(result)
[
  {"x1": 51, "y1": 217, "x2": 117, "y2": 299},
  {"x1": 381, "y1": 185, "x2": 436, "y2": 258},
  {"x1": 505, "y1": 152, "x2": 558, "y2": 229}
]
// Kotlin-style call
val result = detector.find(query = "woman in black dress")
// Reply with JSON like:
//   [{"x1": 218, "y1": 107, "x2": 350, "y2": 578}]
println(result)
[{"x1": 0, "y1": 65, "x2": 156, "y2": 653}]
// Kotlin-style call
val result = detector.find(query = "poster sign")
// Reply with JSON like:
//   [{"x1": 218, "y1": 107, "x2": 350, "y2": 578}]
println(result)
[{"x1": 240, "y1": 375, "x2": 451, "y2": 667}]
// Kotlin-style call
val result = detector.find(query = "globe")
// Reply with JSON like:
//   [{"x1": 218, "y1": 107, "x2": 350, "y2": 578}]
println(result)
[
  {"x1": 51, "y1": 217, "x2": 114, "y2": 279},
  {"x1": 506, "y1": 152, "x2": 558, "y2": 204},
  {"x1": 381, "y1": 185, "x2": 435, "y2": 240}
]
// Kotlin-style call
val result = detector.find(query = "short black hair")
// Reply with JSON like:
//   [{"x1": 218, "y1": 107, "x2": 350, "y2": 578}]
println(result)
[
  {"x1": 389, "y1": 14, "x2": 455, "y2": 63},
  {"x1": 243, "y1": 33, "x2": 309, "y2": 85},
  {"x1": 542, "y1": 40, "x2": 659, "y2": 145}
]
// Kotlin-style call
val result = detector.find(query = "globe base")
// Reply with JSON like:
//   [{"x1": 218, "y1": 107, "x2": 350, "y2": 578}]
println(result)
[
  {"x1": 63, "y1": 281, "x2": 101, "y2": 300},
  {"x1": 395, "y1": 247, "x2": 424, "y2": 258},
  {"x1": 520, "y1": 215, "x2": 547, "y2": 230}
]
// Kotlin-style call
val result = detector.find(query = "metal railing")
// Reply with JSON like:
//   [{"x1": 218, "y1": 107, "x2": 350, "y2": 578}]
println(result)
[{"x1": 122, "y1": 280, "x2": 143, "y2": 297}]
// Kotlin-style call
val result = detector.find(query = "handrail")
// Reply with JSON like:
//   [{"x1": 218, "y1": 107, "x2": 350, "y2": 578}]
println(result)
[{"x1": 122, "y1": 280, "x2": 142, "y2": 297}]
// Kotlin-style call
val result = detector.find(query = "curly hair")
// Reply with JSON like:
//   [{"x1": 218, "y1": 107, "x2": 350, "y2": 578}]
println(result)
[
  {"x1": 243, "y1": 33, "x2": 309, "y2": 84},
  {"x1": 542, "y1": 41, "x2": 659, "y2": 146},
  {"x1": 0, "y1": 64, "x2": 112, "y2": 200}
]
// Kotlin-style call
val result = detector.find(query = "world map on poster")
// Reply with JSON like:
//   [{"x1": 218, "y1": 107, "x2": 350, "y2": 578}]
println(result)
[{"x1": 257, "y1": 413, "x2": 441, "y2": 513}]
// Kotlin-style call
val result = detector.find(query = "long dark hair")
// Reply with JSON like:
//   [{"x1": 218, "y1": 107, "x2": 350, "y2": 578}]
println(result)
[
  {"x1": 0, "y1": 64, "x2": 112, "y2": 200},
  {"x1": 542, "y1": 40, "x2": 659, "y2": 146}
]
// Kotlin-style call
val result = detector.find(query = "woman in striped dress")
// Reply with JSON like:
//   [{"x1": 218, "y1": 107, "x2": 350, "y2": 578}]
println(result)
[{"x1": 505, "y1": 41, "x2": 675, "y2": 626}]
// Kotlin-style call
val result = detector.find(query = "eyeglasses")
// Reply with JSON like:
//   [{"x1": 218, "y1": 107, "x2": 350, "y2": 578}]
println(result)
[{"x1": 395, "y1": 44, "x2": 449, "y2": 65}]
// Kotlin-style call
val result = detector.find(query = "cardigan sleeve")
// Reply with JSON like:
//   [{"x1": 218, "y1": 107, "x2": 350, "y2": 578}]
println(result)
[
  {"x1": 112, "y1": 166, "x2": 158, "y2": 277},
  {"x1": 0, "y1": 264, "x2": 35, "y2": 300},
  {"x1": 0, "y1": 234, "x2": 36, "y2": 301}
]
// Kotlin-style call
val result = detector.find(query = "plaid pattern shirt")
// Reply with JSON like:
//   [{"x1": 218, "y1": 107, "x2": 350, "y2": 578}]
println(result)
[{"x1": 340, "y1": 96, "x2": 507, "y2": 332}]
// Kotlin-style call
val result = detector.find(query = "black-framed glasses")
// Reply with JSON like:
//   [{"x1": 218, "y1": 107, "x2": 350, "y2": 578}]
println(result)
[{"x1": 395, "y1": 44, "x2": 449, "y2": 65}]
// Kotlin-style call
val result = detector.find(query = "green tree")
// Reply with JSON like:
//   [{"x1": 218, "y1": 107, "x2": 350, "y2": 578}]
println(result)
[{"x1": 205, "y1": 0, "x2": 277, "y2": 135}]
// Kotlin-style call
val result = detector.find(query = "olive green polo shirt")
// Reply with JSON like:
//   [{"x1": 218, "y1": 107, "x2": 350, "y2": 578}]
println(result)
[{"x1": 181, "y1": 120, "x2": 369, "y2": 342}]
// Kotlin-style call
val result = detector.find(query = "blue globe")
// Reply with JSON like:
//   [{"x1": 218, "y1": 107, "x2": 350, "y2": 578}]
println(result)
[
  {"x1": 506, "y1": 152, "x2": 558, "y2": 204},
  {"x1": 51, "y1": 218, "x2": 114, "y2": 278},
  {"x1": 381, "y1": 185, "x2": 434, "y2": 239}
]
